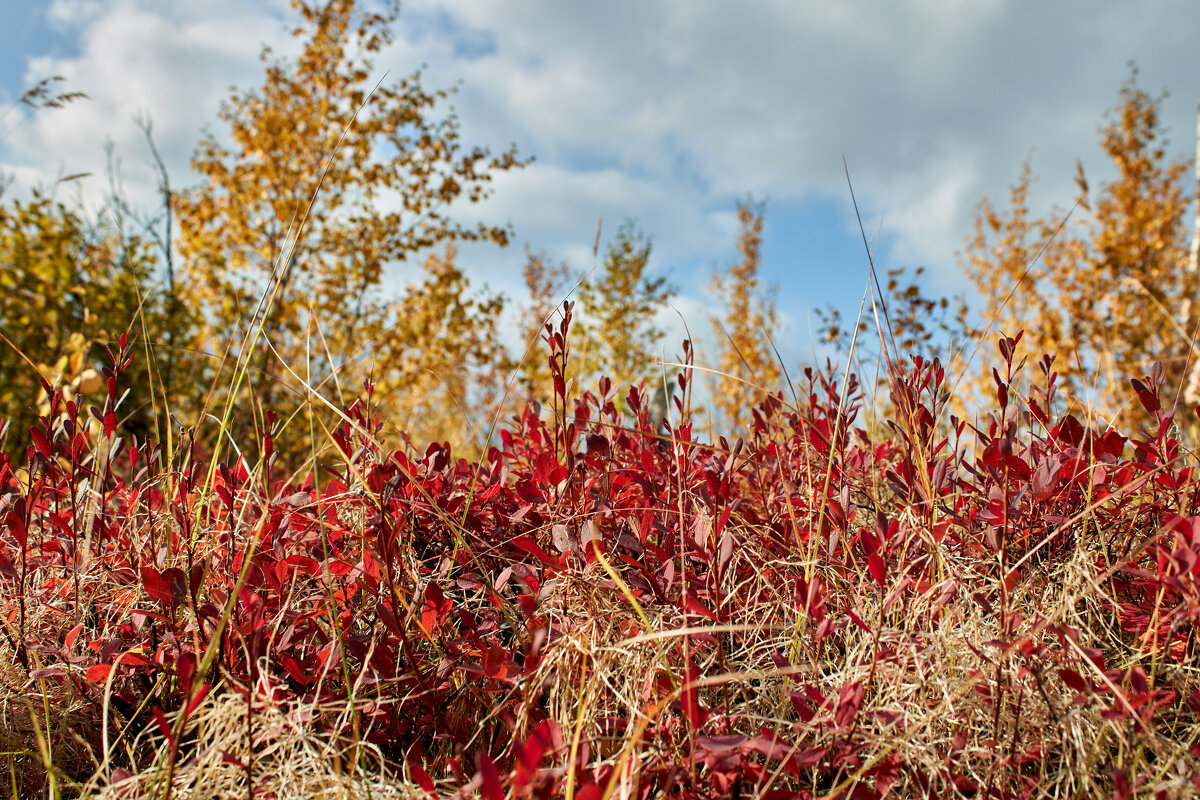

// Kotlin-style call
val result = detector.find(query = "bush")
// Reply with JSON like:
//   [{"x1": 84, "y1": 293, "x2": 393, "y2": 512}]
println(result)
[{"x1": 2, "y1": 316, "x2": 1200, "y2": 799}]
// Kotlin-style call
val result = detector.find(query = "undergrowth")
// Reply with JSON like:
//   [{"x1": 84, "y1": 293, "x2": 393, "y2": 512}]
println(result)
[{"x1": 3, "y1": 311, "x2": 1200, "y2": 799}]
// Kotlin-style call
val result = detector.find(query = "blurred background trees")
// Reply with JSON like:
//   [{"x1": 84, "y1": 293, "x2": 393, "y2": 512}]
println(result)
[
  {"x1": 173, "y1": 0, "x2": 526, "y2": 458},
  {"x1": 710, "y1": 198, "x2": 781, "y2": 430},
  {"x1": 0, "y1": 192, "x2": 184, "y2": 452},
  {"x1": 961, "y1": 69, "x2": 1196, "y2": 425},
  {"x1": 574, "y1": 220, "x2": 675, "y2": 394}
]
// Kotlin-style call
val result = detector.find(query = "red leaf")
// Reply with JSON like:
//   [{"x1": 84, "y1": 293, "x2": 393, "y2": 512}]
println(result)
[
  {"x1": 796, "y1": 575, "x2": 826, "y2": 622},
  {"x1": 482, "y1": 646, "x2": 509, "y2": 681},
  {"x1": 744, "y1": 732, "x2": 794, "y2": 765},
  {"x1": 116, "y1": 651, "x2": 152, "y2": 669},
  {"x1": 280, "y1": 655, "x2": 309, "y2": 686},
  {"x1": 86, "y1": 663, "x2": 113, "y2": 683},
  {"x1": 683, "y1": 594, "x2": 717, "y2": 621},
  {"x1": 1002, "y1": 568, "x2": 1020, "y2": 593},
  {"x1": 1112, "y1": 767, "x2": 1131, "y2": 800},
  {"x1": 153, "y1": 707, "x2": 176, "y2": 748},
  {"x1": 1057, "y1": 669, "x2": 1090, "y2": 694},
  {"x1": 376, "y1": 601, "x2": 403, "y2": 638},
  {"x1": 874, "y1": 753, "x2": 902, "y2": 798},
  {"x1": 30, "y1": 427, "x2": 51, "y2": 457},
  {"x1": 141, "y1": 566, "x2": 186, "y2": 608},
  {"x1": 514, "y1": 723, "x2": 551, "y2": 791},
  {"x1": 65, "y1": 623, "x2": 84, "y2": 650},
  {"x1": 717, "y1": 528, "x2": 734, "y2": 575},
  {"x1": 408, "y1": 762, "x2": 436, "y2": 797},
  {"x1": 510, "y1": 535, "x2": 556, "y2": 565},
  {"x1": 420, "y1": 582, "x2": 452, "y2": 635},
  {"x1": 794, "y1": 746, "x2": 825, "y2": 768},
  {"x1": 847, "y1": 608, "x2": 871, "y2": 633},
  {"x1": 696, "y1": 734, "x2": 745, "y2": 754},
  {"x1": 184, "y1": 683, "x2": 211, "y2": 717},
  {"x1": 789, "y1": 690, "x2": 816, "y2": 722},
  {"x1": 141, "y1": 567, "x2": 170, "y2": 603},
  {"x1": 1131, "y1": 380, "x2": 1159, "y2": 416},
  {"x1": 176, "y1": 652, "x2": 196, "y2": 691},
  {"x1": 867, "y1": 552, "x2": 886, "y2": 589},
  {"x1": 681, "y1": 659, "x2": 709, "y2": 730},
  {"x1": 476, "y1": 752, "x2": 503, "y2": 800},
  {"x1": 4, "y1": 508, "x2": 26, "y2": 549},
  {"x1": 834, "y1": 681, "x2": 863, "y2": 729}
]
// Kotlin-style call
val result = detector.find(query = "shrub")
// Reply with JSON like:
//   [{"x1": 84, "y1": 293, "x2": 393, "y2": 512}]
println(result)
[{"x1": 2, "y1": 315, "x2": 1200, "y2": 799}]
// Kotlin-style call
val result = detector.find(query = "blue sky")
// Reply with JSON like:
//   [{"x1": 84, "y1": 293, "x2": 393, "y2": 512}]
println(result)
[{"x1": 3, "y1": 0, "x2": 1200, "y2": 381}]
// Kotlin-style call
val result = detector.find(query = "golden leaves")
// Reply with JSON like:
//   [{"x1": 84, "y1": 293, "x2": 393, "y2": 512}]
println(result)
[
  {"x1": 173, "y1": 0, "x2": 527, "y2": 455},
  {"x1": 576, "y1": 221, "x2": 674, "y2": 392},
  {"x1": 960, "y1": 68, "x2": 1194, "y2": 419},
  {"x1": 710, "y1": 198, "x2": 781, "y2": 430}
]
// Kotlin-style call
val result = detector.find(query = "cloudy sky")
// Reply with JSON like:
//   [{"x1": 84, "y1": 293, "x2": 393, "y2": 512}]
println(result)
[{"x1": 3, "y1": 0, "x2": 1200, "y2": 374}]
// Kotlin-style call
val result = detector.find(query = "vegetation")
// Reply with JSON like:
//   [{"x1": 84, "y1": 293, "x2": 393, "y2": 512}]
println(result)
[
  {"x1": 3, "y1": 5, "x2": 1200, "y2": 798},
  {"x1": 0, "y1": 191, "x2": 191, "y2": 454},
  {"x1": 174, "y1": 0, "x2": 525, "y2": 455},
  {"x1": 574, "y1": 220, "x2": 675, "y2": 392},
  {"x1": 961, "y1": 70, "x2": 1196, "y2": 420},
  {"x1": 709, "y1": 198, "x2": 782, "y2": 430}
]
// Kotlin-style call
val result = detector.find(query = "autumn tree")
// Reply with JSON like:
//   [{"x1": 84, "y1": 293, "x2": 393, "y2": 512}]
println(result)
[
  {"x1": 367, "y1": 242, "x2": 510, "y2": 450},
  {"x1": 0, "y1": 192, "x2": 181, "y2": 452},
  {"x1": 962, "y1": 69, "x2": 1194, "y2": 417},
  {"x1": 575, "y1": 220, "x2": 674, "y2": 392},
  {"x1": 175, "y1": 0, "x2": 526, "y2": 450},
  {"x1": 709, "y1": 198, "x2": 781, "y2": 429}
]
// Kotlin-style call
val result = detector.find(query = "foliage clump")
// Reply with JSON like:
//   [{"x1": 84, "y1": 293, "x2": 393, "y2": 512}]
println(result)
[{"x1": 4, "y1": 316, "x2": 1200, "y2": 799}]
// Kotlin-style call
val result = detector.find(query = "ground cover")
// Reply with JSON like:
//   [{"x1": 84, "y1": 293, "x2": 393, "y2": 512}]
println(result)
[{"x1": 3, "y1": 318, "x2": 1200, "y2": 799}]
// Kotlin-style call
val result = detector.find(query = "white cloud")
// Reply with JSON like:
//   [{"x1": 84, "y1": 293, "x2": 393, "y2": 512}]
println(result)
[
  {"x1": 406, "y1": 0, "x2": 1200, "y2": 289},
  {"x1": 5, "y1": 0, "x2": 295, "y2": 211}
]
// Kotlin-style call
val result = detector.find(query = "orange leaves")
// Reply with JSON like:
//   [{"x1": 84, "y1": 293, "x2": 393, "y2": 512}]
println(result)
[
  {"x1": 962, "y1": 67, "x2": 1194, "y2": 417},
  {"x1": 419, "y1": 580, "x2": 453, "y2": 636},
  {"x1": 85, "y1": 663, "x2": 113, "y2": 684},
  {"x1": 174, "y1": 0, "x2": 526, "y2": 457},
  {"x1": 709, "y1": 197, "x2": 781, "y2": 429}
]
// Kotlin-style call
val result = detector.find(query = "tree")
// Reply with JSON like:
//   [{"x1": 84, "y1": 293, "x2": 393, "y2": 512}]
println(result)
[
  {"x1": 175, "y1": 0, "x2": 526, "y2": 449},
  {"x1": 961, "y1": 69, "x2": 1194, "y2": 418},
  {"x1": 368, "y1": 242, "x2": 510, "y2": 452},
  {"x1": 575, "y1": 220, "x2": 674, "y2": 392},
  {"x1": 710, "y1": 198, "x2": 781, "y2": 429},
  {"x1": 0, "y1": 192, "x2": 179, "y2": 452}
]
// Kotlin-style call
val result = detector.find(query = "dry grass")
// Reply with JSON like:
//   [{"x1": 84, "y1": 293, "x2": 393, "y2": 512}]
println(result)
[{"x1": 3, "y1": 325, "x2": 1200, "y2": 799}]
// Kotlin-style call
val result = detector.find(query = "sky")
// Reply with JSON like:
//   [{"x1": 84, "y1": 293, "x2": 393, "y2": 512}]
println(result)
[{"x1": 3, "y1": 0, "x2": 1200, "y2": 380}]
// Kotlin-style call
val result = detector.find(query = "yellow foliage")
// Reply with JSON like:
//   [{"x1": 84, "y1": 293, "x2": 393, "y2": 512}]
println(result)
[
  {"x1": 961, "y1": 69, "x2": 1194, "y2": 420},
  {"x1": 173, "y1": 0, "x2": 526, "y2": 455},
  {"x1": 575, "y1": 221, "x2": 674, "y2": 393},
  {"x1": 0, "y1": 192, "x2": 174, "y2": 451},
  {"x1": 710, "y1": 198, "x2": 781, "y2": 430}
]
